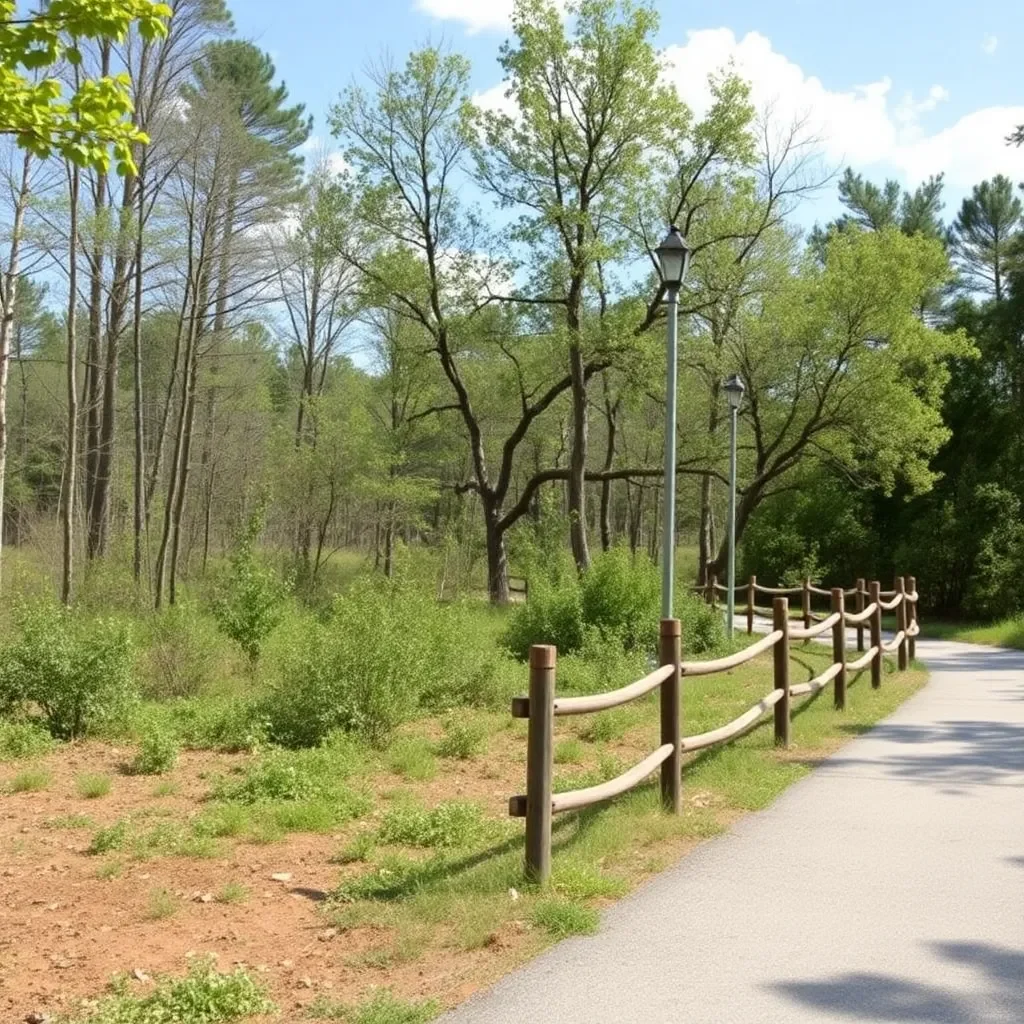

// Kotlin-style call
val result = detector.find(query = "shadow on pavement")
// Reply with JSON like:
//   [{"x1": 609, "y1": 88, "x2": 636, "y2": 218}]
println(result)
[{"x1": 769, "y1": 941, "x2": 1024, "y2": 1022}]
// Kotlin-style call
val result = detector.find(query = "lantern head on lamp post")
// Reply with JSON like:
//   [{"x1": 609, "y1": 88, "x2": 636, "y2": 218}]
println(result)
[
  {"x1": 724, "y1": 373, "x2": 745, "y2": 636},
  {"x1": 655, "y1": 225, "x2": 691, "y2": 292},
  {"x1": 656, "y1": 226, "x2": 692, "y2": 620}
]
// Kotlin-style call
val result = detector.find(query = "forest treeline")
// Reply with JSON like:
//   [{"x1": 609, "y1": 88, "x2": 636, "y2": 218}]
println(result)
[{"x1": 0, "y1": 0, "x2": 1021, "y2": 617}]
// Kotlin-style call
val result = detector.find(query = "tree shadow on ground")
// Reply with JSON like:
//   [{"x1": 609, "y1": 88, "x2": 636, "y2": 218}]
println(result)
[
  {"x1": 822, "y1": 720, "x2": 1024, "y2": 787},
  {"x1": 769, "y1": 940, "x2": 1024, "y2": 1022}
]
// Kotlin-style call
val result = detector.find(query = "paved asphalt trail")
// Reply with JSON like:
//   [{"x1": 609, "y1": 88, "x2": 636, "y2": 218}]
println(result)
[{"x1": 440, "y1": 639, "x2": 1024, "y2": 1024}]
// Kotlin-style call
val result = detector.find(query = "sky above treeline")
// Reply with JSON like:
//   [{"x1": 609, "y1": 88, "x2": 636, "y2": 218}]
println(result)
[{"x1": 235, "y1": 0, "x2": 1024, "y2": 226}]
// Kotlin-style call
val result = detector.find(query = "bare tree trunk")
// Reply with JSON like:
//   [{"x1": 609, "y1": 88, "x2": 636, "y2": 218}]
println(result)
[
  {"x1": 567, "y1": 342, "x2": 590, "y2": 571},
  {"x1": 61, "y1": 167, "x2": 81, "y2": 605},
  {"x1": 132, "y1": 149, "x2": 146, "y2": 583},
  {"x1": 0, "y1": 151, "x2": 32, "y2": 592},
  {"x1": 599, "y1": 383, "x2": 619, "y2": 553},
  {"x1": 485, "y1": 501, "x2": 510, "y2": 604}
]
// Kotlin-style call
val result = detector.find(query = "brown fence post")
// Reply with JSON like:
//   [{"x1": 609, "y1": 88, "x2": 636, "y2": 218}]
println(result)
[
  {"x1": 869, "y1": 581, "x2": 882, "y2": 689},
  {"x1": 855, "y1": 577, "x2": 866, "y2": 652},
  {"x1": 525, "y1": 645, "x2": 555, "y2": 883},
  {"x1": 747, "y1": 575, "x2": 756, "y2": 635},
  {"x1": 831, "y1": 588, "x2": 847, "y2": 711},
  {"x1": 802, "y1": 577, "x2": 811, "y2": 631},
  {"x1": 907, "y1": 574, "x2": 917, "y2": 662},
  {"x1": 659, "y1": 619, "x2": 682, "y2": 814},
  {"x1": 773, "y1": 597, "x2": 790, "y2": 748},
  {"x1": 896, "y1": 576, "x2": 908, "y2": 672}
]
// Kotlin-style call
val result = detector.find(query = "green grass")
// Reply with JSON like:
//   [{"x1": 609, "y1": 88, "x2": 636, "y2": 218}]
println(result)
[
  {"x1": 530, "y1": 898, "x2": 600, "y2": 937},
  {"x1": 145, "y1": 886, "x2": 179, "y2": 920},
  {"x1": 65, "y1": 956, "x2": 272, "y2": 1023},
  {"x1": 45, "y1": 812, "x2": 95, "y2": 830},
  {"x1": 435, "y1": 715, "x2": 487, "y2": 760},
  {"x1": 151, "y1": 779, "x2": 179, "y2": 797},
  {"x1": 306, "y1": 989, "x2": 437, "y2": 1023},
  {"x1": 386, "y1": 736, "x2": 438, "y2": 781},
  {"x1": 8, "y1": 766, "x2": 50, "y2": 792},
  {"x1": 553, "y1": 738, "x2": 585, "y2": 764},
  {"x1": 76, "y1": 772, "x2": 112, "y2": 799},
  {"x1": 378, "y1": 800, "x2": 499, "y2": 849},
  {"x1": 216, "y1": 882, "x2": 249, "y2": 904},
  {"x1": 918, "y1": 615, "x2": 1024, "y2": 648},
  {"x1": 87, "y1": 817, "x2": 218, "y2": 860},
  {"x1": 0, "y1": 720, "x2": 54, "y2": 761}
]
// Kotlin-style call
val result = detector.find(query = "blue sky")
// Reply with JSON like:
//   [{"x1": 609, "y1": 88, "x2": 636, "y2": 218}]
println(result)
[{"x1": 234, "y1": 0, "x2": 1024, "y2": 224}]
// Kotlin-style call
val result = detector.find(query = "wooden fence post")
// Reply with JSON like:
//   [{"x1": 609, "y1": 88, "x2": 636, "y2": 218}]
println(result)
[
  {"x1": 802, "y1": 577, "x2": 811, "y2": 631},
  {"x1": 832, "y1": 588, "x2": 847, "y2": 711},
  {"x1": 907, "y1": 574, "x2": 917, "y2": 662},
  {"x1": 773, "y1": 597, "x2": 790, "y2": 748},
  {"x1": 855, "y1": 577, "x2": 866, "y2": 652},
  {"x1": 525, "y1": 645, "x2": 555, "y2": 883},
  {"x1": 659, "y1": 619, "x2": 682, "y2": 814},
  {"x1": 747, "y1": 575, "x2": 756, "y2": 635},
  {"x1": 896, "y1": 576, "x2": 908, "y2": 672},
  {"x1": 869, "y1": 581, "x2": 882, "y2": 689}
]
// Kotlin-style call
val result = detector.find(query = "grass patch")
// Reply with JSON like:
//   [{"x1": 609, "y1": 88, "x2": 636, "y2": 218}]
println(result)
[
  {"x1": 306, "y1": 990, "x2": 437, "y2": 1023},
  {"x1": 88, "y1": 816, "x2": 217, "y2": 860},
  {"x1": 553, "y1": 738, "x2": 584, "y2": 764},
  {"x1": 145, "y1": 886, "x2": 179, "y2": 920},
  {"x1": 435, "y1": 715, "x2": 486, "y2": 760},
  {"x1": 920, "y1": 615, "x2": 1024, "y2": 648},
  {"x1": 0, "y1": 720, "x2": 53, "y2": 761},
  {"x1": 332, "y1": 831, "x2": 377, "y2": 865},
  {"x1": 94, "y1": 859, "x2": 123, "y2": 880},
  {"x1": 386, "y1": 736, "x2": 437, "y2": 781},
  {"x1": 45, "y1": 812, "x2": 94, "y2": 830},
  {"x1": 530, "y1": 898, "x2": 600, "y2": 938},
  {"x1": 8, "y1": 766, "x2": 49, "y2": 792},
  {"x1": 76, "y1": 773, "x2": 112, "y2": 799},
  {"x1": 66, "y1": 955, "x2": 272, "y2": 1023},
  {"x1": 378, "y1": 801, "x2": 497, "y2": 849},
  {"x1": 216, "y1": 881, "x2": 249, "y2": 904},
  {"x1": 151, "y1": 779, "x2": 179, "y2": 797}
]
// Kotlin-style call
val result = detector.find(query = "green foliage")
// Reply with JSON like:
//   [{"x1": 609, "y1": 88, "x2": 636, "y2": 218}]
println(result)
[
  {"x1": 168, "y1": 696, "x2": 268, "y2": 753},
  {"x1": 579, "y1": 547, "x2": 660, "y2": 651},
  {"x1": 216, "y1": 882, "x2": 249, "y2": 904},
  {"x1": 145, "y1": 886, "x2": 179, "y2": 920},
  {"x1": 435, "y1": 715, "x2": 486, "y2": 760},
  {"x1": 0, "y1": 601, "x2": 136, "y2": 739},
  {"x1": 143, "y1": 602, "x2": 224, "y2": 700},
  {"x1": 0, "y1": 719, "x2": 53, "y2": 761},
  {"x1": 130, "y1": 723, "x2": 179, "y2": 775},
  {"x1": 673, "y1": 591, "x2": 726, "y2": 657},
  {"x1": 530, "y1": 898, "x2": 600, "y2": 938},
  {"x1": 76, "y1": 773, "x2": 112, "y2": 799},
  {"x1": 8, "y1": 765, "x2": 49, "y2": 792},
  {"x1": 500, "y1": 559, "x2": 584, "y2": 660},
  {"x1": 68, "y1": 956, "x2": 273, "y2": 1024},
  {"x1": 212, "y1": 508, "x2": 290, "y2": 664},
  {"x1": 306, "y1": 990, "x2": 437, "y2": 1024},
  {"x1": 553, "y1": 738, "x2": 584, "y2": 764},
  {"x1": 266, "y1": 579, "x2": 462, "y2": 747},
  {"x1": 386, "y1": 736, "x2": 437, "y2": 780},
  {"x1": 378, "y1": 801, "x2": 493, "y2": 849}
]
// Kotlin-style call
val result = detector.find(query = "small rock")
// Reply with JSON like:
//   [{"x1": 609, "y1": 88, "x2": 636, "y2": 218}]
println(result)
[
  {"x1": 317, "y1": 928, "x2": 338, "y2": 942},
  {"x1": 192, "y1": 892, "x2": 213, "y2": 904},
  {"x1": 508, "y1": 887, "x2": 520, "y2": 902},
  {"x1": 24, "y1": 1013, "x2": 49, "y2": 1024},
  {"x1": 279, "y1": 958, "x2": 294, "y2": 969},
  {"x1": 132, "y1": 968, "x2": 151, "y2": 983},
  {"x1": 270, "y1": 872, "x2": 292, "y2": 883},
  {"x1": 298, "y1": 977, "x2": 313, "y2": 989}
]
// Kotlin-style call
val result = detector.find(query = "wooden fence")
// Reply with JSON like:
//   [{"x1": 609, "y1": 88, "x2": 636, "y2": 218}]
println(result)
[{"x1": 509, "y1": 575, "x2": 920, "y2": 882}]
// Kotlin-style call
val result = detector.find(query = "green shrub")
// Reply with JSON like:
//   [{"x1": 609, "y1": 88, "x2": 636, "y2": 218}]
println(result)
[
  {"x1": 129, "y1": 724, "x2": 179, "y2": 775},
  {"x1": 501, "y1": 569, "x2": 584, "y2": 661},
  {"x1": 169, "y1": 696, "x2": 268, "y2": 753},
  {"x1": 212, "y1": 508, "x2": 290, "y2": 665},
  {"x1": 378, "y1": 801, "x2": 492, "y2": 849},
  {"x1": 0, "y1": 720, "x2": 54, "y2": 761},
  {"x1": 674, "y1": 591, "x2": 726, "y2": 656},
  {"x1": 579, "y1": 547, "x2": 659, "y2": 651},
  {"x1": 386, "y1": 736, "x2": 437, "y2": 781},
  {"x1": 266, "y1": 579, "x2": 461, "y2": 748},
  {"x1": 307, "y1": 990, "x2": 437, "y2": 1024},
  {"x1": 70, "y1": 955, "x2": 273, "y2": 1024},
  {"x1": 435, "y1": 715, "x2": 486, "y2": 760},
  {"x1": 0, "y1": 601, "x2": 136, "y2": 739},
  {"x1": 143, "y1": 602, "x2": 223, "y2": 699},
  {"x1": 145, "y1": 886, "x2": 179, "y2": 920}
]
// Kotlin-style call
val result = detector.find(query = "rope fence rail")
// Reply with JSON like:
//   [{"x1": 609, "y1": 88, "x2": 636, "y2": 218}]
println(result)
[{"x1": 508, "y1": 574, "x2": 919, "y2": 882}]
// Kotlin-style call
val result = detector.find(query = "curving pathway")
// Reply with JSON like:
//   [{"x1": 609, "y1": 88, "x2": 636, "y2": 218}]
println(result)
[{"x1": 439, "y1": 639, "x2": 1024, "y2": 1024}]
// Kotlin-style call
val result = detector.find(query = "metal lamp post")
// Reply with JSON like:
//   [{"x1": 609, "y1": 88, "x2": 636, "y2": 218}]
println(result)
[
  {"x1": 655, "y1": 226, "x2": 692, "y2": 619},
  {"x1": 724, "y1": 373, "x2": 745, "y2": 637}
]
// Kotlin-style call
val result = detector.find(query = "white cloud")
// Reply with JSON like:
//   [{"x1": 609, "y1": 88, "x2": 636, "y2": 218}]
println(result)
[
  {"x1": 472, "y1": 81, "x2": 516, "y2": 118},
  {"x1": 661, "y1": 29, "x2": 1024, "y2": 188},
  {"x1": 982, "y1": 34, "x2": 999, "y2": 55},
  {"x1": 414, "y1": 0, "x2": 515, "y2": 33}
]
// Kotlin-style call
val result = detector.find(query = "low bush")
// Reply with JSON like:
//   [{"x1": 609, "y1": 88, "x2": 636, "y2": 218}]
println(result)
[
  {"x1": 0, "y1": 601, "x2": 136, "y2": 739},
  {"x1": 76, "y1": 773, "x2": 112, "y2": 799},
  {"x1": 386, "y1": 736, "x2": 437, "y2": 781},
  {"x1": 675, "y1": 590, "x2": 726, "y2": 656},
  {"x1": 142, "y1": 602, "x2": 224, "y2": 700},
  {"x1": 168, "y1": 696, "x2": 268, "y2": 753},
  {"x1": 130, "y1": 723, "x2": 179, "y2": 775},
  {"x1": 265, "y1": 579, "x2": 462, "y2": 748},
  {"x1": 378, "y1": 800, "x2": 493, "y2": 849},
  {"x1": 0, "y1": 719, "x2": 53, "y2": 761},
  {"x1": 500, "y1": 566, "x2": 584, "y2": 661},
  {"x1": 435, "y1": 714, "x2": 487, "y2": 760},
  {"x1": 579, "y1": 547, "x2": 659, "y2": 651},
  {"x1": 8, "y1": 766, "x2": 49, "y2": 792}
]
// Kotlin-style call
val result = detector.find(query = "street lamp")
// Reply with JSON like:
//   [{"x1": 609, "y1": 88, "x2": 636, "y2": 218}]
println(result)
[
  {"x1": 724, "y1": 373, "x2": 745, "y2": 637},
  {"x1": 655, "y1": 226, "x2": 692, "y2": 619}
]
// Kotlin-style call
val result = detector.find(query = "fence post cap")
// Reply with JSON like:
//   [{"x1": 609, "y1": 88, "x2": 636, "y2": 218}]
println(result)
[
  {"x1": 660, "y1": 617, "x2": 681, "y2": 637},
  {"x1": 529, "y1": 645, "x2": 557, "y2": 669}
]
